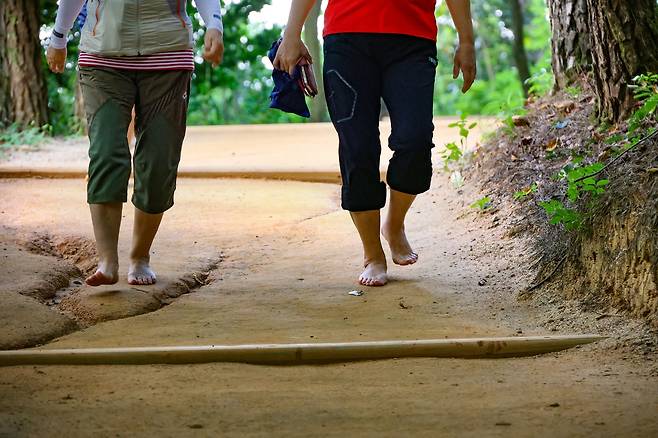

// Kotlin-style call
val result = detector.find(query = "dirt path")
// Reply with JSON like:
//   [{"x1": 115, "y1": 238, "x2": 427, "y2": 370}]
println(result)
[
  {"x1": 1, "y1": 123, "x2": 657, "y2": 436},
  {"x1": 0, "y1": 118, "x2": 497, "y2": 174}
]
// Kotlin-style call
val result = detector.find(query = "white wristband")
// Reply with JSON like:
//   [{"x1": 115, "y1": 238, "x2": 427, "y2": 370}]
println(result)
[{"x1": 49, "y1": 29, "x2": 68, "y2": 49}]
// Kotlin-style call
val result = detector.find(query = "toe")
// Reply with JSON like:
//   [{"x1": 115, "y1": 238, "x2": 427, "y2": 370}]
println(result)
[
  {"x1": 85, "y1": 272, "x2": 100, "y2": 286},
  {"x1": 86, "y1": 271, "x2": 115, "y2": 286}
]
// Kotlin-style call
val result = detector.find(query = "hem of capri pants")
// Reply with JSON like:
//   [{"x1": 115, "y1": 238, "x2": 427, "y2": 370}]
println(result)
[
  {"x1": 131, "y1": 198, "x2": 175, "y2": 215},
  {"x1": 87, "y1": 196, "x2": 128, "y2": 205},
  {"x1": 340, "y1": 180, "x2": 387, "y2": 212}
]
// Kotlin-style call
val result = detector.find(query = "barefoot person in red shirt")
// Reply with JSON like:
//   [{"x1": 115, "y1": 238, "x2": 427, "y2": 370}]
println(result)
[{"x1": 275, "y1": 0, "x2": 476, "y2": 286}]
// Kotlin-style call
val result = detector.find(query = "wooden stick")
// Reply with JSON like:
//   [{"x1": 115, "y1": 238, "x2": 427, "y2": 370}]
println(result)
[{"x1": 0, "y1": 335, "x2": 604, "y2": 366}]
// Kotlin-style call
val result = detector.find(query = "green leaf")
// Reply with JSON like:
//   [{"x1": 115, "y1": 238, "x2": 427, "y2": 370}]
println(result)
[
  {"x1": 567, "y1": 186, "x2": 580, "y2": 202},
  {"x1": 470, "y1": 196, "x2": 492, "y2": 211}
]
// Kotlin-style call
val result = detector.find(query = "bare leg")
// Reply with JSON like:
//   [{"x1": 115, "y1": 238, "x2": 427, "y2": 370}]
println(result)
[
  {"x1": 86, "y1": 203, "x2": 122, "y2": 286},
  {"x1": 128, "y1": 208, "x2": 163, "y2": 285},
  {"x1": 127, "y1": 108, "x2": 136, "y2": 149},
  {"x1": 350, "y1": 210, "x2": 388, "y2": 287},
  {"x1": 382, "y1": 189, "x2": 418, "y2": 266}
]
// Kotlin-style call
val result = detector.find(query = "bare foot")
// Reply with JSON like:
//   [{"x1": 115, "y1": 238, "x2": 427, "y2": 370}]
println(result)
[
  {"x1": 128, "y1": 258, "x2": 157, "y2": 285},
  {"x1": 85, "y1": 262, "x2": 119, "y2": 286},
  {"x1": 359, "y1": 260, "x2": 388, "y2": 287},
  {"x1": 382, "y1": 222, "x2": 418, "y2": 266}
]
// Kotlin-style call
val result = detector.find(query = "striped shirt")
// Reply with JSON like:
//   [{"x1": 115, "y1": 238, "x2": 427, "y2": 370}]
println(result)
[{"x1": 78, "y1": 49, "x2": 195, "y2": 71}]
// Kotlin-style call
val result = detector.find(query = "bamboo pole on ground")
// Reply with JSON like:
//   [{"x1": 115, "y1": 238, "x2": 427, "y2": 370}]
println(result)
[{"x1": 0, "y1": 335, "x2": 603, "y2": 367}]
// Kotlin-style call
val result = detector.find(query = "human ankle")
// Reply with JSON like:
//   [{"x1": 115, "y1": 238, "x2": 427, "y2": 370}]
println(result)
[
  {"x1": 129, "y1": 253, "x2": 150, "y2": 265},
  {"x1": 383, "y1": 220, "x2": 405, "y2": 237},
  {"x1": 364, "y1": 252, "x2": 386, "y2": 267},
  {"x1": 97, "y1": 258, "x2": 118, "y2": 274}
]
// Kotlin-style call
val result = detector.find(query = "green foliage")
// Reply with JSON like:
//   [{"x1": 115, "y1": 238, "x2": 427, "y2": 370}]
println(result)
[
  {"x1": 441, "y1": 114, "x2": 477, "y2": 189},
  {"x1": 441, "y1": 113, "x2": 476, "y2": 190},
  {"x1": 40, "y1": 0, "x2": 83, "y2": 136},
  {"x1": 37, "y1": 0, "x2": 297, "y2": 133},
  {"x1": 0, "y1": 123, "x2": 48, "y2": 146},
  {"x1": 513, "y1": 182, "x2": 538, "y2": 200},
  {"x1": 470, "y1": 196, "x2": 493, "y2": 211},
  {"x1": 0, "y1": 123, "x2": 49, "y2": 157},
  {"x1": 560, "y1": 162, "x2": 606, "y2": 201},
  {"x1": 538, "y1": 200, "x2": 582, "y2": 231},
  {"x1": 629, "y1": 73, "x2": 658, "y2": 101},
  {"x1": 186, "y1": 0, "x2": 300, "y2": 125},
  {"x1": 539, "y1": 157, "x2": 609, "y2": 231},
  {"x1": 526, "y1": 67, "x2": 553, "y2": 97},
  {"x1": 542, "y1": 72, "x2": 658, "y2": 233},
  {"x1": 442, "y1": 142, "x2": 463, "y2": 165},
  {"x1": 499, "y1": 98, "x2": 527, "y2": 136},
  {"x1": 448, "y1": 113, "x2": 477, "y2": 143},
  {"x1": 34, "y1": 0, "x2": 553, "y2": 134},
  {"x1": 628, "y1": 73, "x2": 658, "y2": 133},
  {"x1": 433, "y1": 0, "x2": 552, "y2": 116},
  {"x1": 565, "y1": 86, "x2": 582, "y2": 98}
]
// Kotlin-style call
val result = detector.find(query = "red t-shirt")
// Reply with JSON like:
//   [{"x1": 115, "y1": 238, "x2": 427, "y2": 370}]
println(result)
[{"x1": 323, "y1": 0, "x2": 438, "y2": 41}]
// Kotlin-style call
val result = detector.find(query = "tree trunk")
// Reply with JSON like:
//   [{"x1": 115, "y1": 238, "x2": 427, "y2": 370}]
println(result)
[
  {"x1": 0, "y1": 0, "x2": 49, "y2": 127},
  {"x1": 507, "y1": 0, "x2": 531, "y2": 97},
  {"x1": 586, "y1": 0, "x2": 658, "y2": 122},
  {"x1": 547, "y1": 0, "x2": 592, "y2": 90},
  {"x1": 0, "y1": 5, "x2": 11, "y2": 126},
  {"x1": 302, "y1": 1, "x2": 328, "y2": 122}
]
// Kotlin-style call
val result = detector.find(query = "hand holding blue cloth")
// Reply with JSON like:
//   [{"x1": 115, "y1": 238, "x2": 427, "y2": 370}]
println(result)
[{"x1": 267, "y1": 39, "x2": 311, "y2": 118}]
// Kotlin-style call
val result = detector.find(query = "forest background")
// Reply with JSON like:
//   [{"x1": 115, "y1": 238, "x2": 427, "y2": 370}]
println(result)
[{"x1": 0, "y1": 0, "x2": 551, "y2": 137}]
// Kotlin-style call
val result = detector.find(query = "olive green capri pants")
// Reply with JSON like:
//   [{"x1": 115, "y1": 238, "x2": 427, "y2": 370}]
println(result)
[{"x1": 79, "y1": 67, "x2": 192, "y2": 214}]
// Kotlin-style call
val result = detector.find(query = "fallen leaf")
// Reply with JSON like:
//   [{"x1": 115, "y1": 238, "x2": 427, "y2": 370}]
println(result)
[
  {"x1": 512, "y1": 115, "x2": 530, "y2": 127},
  {"x1": 545, "y1": 138, "x2": 558, "y2": 151},
  {"x1": 554, "y1": 100, "x2": 575, "y2": 113}
]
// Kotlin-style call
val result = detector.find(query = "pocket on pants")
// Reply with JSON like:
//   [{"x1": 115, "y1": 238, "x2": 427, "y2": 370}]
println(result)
[{"x1": 324, "y1": 69, "x2": 357, "y2": 124}]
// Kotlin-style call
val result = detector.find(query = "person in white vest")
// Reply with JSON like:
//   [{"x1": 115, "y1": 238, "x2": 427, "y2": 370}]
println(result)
[{"x1": 47, "y1": 0, "x2": 224, "y2": 287}]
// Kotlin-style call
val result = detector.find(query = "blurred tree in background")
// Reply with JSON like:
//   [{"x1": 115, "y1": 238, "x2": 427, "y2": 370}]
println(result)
[
  {"x1": 433, "y1": 0, "x2": 552, "y2": 117},
  {"x1": 186, "y1": 0, "x2": 300, "y2": 125},
  {"x1": 1, "y1": 0, "x2": 49, "y2": 127},
  {"x1": 303, "y1": 0, "x2": 328, "y2": 122}
]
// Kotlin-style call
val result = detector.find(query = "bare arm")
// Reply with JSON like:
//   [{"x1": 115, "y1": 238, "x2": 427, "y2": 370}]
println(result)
[
  {"x1": 273, "y1": 0, "x2": 317, "y2": 75},
  {"x1": 446, "y1": 0, "x2": 477, "y2": 92}
]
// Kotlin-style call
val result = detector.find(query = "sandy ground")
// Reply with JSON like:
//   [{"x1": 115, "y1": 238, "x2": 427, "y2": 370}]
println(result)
[{"x1": 1, "y1": 122, "x2": 657, "y2": 437}]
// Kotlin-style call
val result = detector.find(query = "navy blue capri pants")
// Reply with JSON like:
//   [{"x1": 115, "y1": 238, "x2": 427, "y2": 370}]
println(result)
[{"x1": 323, "y1": 33, "x2": 437, "y2": 212}]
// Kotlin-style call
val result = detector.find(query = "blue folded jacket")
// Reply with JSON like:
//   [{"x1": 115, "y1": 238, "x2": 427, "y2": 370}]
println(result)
[{"x1": 267, "y1": 39, "x2": 311, "y2": 118}]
